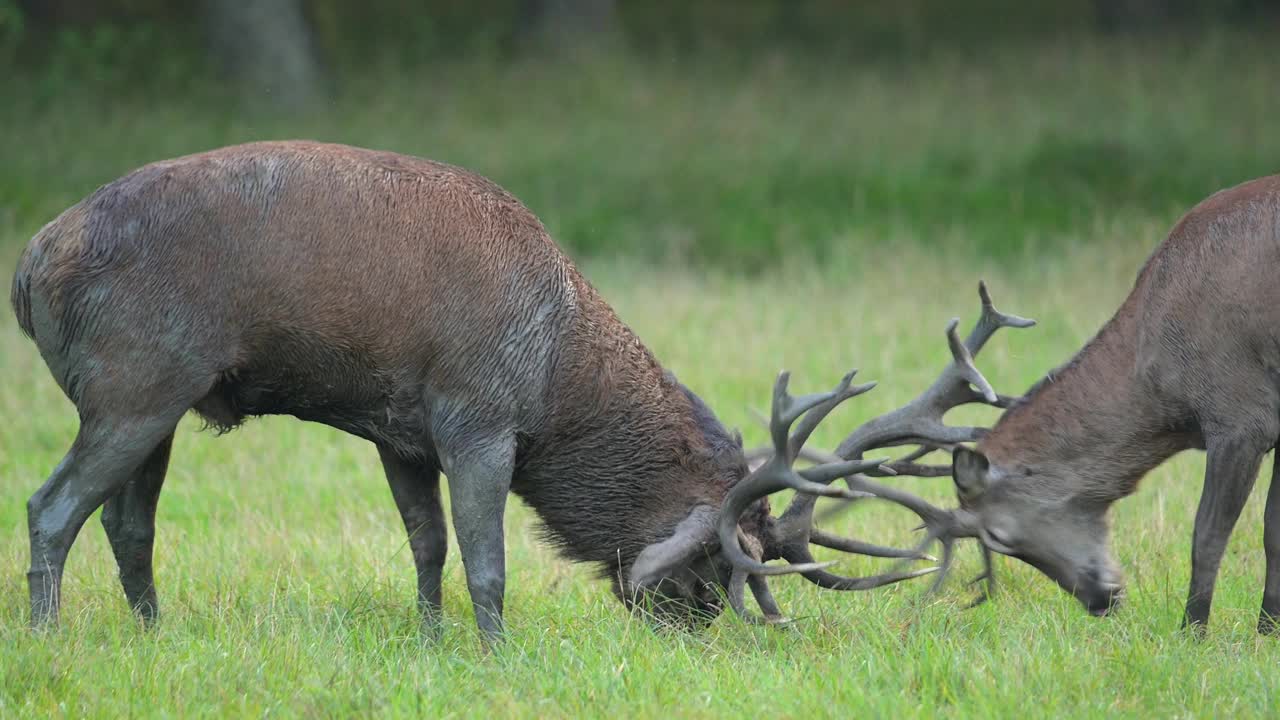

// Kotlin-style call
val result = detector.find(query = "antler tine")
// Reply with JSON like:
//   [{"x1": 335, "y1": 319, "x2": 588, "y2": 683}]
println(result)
[
  {"x1": 831, "y1": 322, "x2": 992, "y2": 459},
  {"x1": 832, "y1": 283, "x2": 1035, "y2": 462},
  {"x1": 968, "y1": 280, "x2": 1036, "y2": 354},
  {"x1": 965, "y1": 546, "x2": 998, "y2": 608},
  {"x1": 875, "y1": 444, "x2": 952, "y2": 477},
  {"x1": 724, "y1": 526, "x2": 790, "y2": 625},
  {"x1": 744, "y1": 398, "x2": 877, "y2": 472},
  {"x1": 992, "y1": 394, "x2": 1024, "y2": 409},
  {"x1": 726, "y1": 570, "x2": 801, "y2": 625},
  {"x1": 810, "y1": 528, "x2": 937, "y2": 561},
  {"x1": 747, "y1": 574, "x2": 788, "y2": 620},
  {"x1": 769, "y1": 371, "x2": 846, "y2": 460},
  {"x1": 926, "y1": 539, "x2": 957, "y2": 595},
  {"x1": 725, "y1": 568, "x2": 760, "y2": 623},
  {"x1": 776, "y1": 542, "x2": 939, "y2": 590},
  {"x1": 725, "y1": 565, "x2": 797, "y2": 626},
  {"x1": 946, "y1": 318, "x2": 997, "y2": 404},
  {"x1": 786, "y1": 370, "x2": 876, "y2": 462},
  {"x1": 910, "y1": 526, "x2": 994, "y2": 606},
  {"x1": 880, "y1": 461, "x2": 951, "y2": 477},
  {"x1": 799, "y1": 459, "x2": 892, "y2": 487}
]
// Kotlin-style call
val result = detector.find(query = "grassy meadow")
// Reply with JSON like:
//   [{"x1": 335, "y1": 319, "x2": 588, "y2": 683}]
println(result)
[{"x1": 3, "y1": 31, "x2": 1280, "y2": 718}]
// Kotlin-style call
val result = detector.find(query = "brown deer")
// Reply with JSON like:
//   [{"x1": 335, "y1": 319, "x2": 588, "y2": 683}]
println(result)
[
  {"x1": 786, "y1": 176, "x2": 1280, "y2": 636},
  {"x1": 945, "y1": 175, "x2": 1280, "y2": 634},
  {"x1": 10, "y1": 141, "x2": 1023, "y2": 641}
]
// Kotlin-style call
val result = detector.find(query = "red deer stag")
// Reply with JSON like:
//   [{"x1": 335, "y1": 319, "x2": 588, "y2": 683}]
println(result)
[
  {"x1": 778, "y1": 177, "x2": 1280, "y2": 636},
  {"x1": 11, "y1": 141, "x2": 1016, "y2": 642},
  {"x1": 942, "y1": 175, "x2": 1280, "y2": 635}
]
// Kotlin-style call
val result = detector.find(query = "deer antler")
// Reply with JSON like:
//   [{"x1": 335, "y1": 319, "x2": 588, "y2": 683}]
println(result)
[
  {"x1": 716, "y1": 371, "x2": 942, "y2": 622},
  {"x1": 717, "y1": 369, "x2": 898, "y2": 578},
  {"x1": 832, "y1": 282, "x2": 1034, "y2": 459},
  {"x1": 742, "y1": 281, "x2": 1035, "y2": 604}
]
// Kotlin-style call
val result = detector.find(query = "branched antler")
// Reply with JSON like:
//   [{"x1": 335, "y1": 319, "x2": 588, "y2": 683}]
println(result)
[
  {"x1": 833, "y1": 282, "x2": 1034, "y2": 458},
  {"x1": 737, "y1": 282, "x2": 1035, "y2": 607},
  {"x1": 831, "y1": 282, "x2": 1033, "y2": 598},
  {"x1": 716, "y1": 370, "x2": 941, "y2": 622},
  {"x1": 718, "y1": 370, "x2": 898, "y2": 577}
]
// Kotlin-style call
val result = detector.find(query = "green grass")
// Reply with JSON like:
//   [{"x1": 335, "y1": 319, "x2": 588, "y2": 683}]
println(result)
[
  {"x1": 4, "y1": 30, "x2": 1280, "y2": 719},
  {"x1": 2, "y1": 237, "x2": 1279, "y2": 718}
]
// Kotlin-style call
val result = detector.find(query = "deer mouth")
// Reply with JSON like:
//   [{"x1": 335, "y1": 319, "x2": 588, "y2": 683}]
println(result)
[
  {"x1": 1028, "y1": 557, "x2": 1125, "y2": 617},
  {"x1": 1082, "y1": 582, "x2": 1124, "y2": 617}
]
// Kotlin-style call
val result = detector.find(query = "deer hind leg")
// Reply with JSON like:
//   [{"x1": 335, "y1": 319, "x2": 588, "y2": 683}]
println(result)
[
  {"x1": 1260, "y1": 449, "x2": 1280, "y2": 635},
  {"x1": 378, "y1": 446, "x2": 448, "y2": 638},
  {"x1": 1183, "y1": 431, "x2": 1272, "y2": 634},
  {"x1": 99, "y1": 432, "x2": 175, "y2": 625},
  {"x1": 436, "y1": 431, "x2": 515, "y2": 645},
  {"x1": 28, "y1": 325, "x2": 211, "y2": 629}
]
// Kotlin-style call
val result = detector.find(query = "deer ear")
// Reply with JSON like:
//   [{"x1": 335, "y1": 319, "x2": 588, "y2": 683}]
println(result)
[
  {"x1": 952, "y1": 446, "x2": 990, "y2": 502},
  {"x1": 628, "y1": 505, "x2": 719, "y2": 590}
]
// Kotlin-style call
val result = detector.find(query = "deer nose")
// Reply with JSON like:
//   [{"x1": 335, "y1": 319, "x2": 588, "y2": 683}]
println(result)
[
  {"x1": 1082, "y1": 579, "x2": 1124, "y2": 617},
  {"x1": 1078, "y1": 567, "x2": 1124, "y2": 616}
]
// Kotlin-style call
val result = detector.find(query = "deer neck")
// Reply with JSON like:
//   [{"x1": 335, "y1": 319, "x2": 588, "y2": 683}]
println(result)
[
  {"x1": 515, "y1": 298, "x2": 738, "y2": 569},
  {"x1": 517, "y1": 383, "x2": 737, "y2": 570},
  {"x1": 979, "y1": 299, "x2": 1191, "y2": 502}
]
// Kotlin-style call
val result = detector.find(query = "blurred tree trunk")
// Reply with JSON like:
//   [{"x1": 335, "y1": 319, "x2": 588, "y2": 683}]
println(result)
[
  {"x1": 201, "y1": 0, "x2": 321, "y2": 110},
  {"x1": 519, "y1": 0, "x2": 617, "y2": 51}
]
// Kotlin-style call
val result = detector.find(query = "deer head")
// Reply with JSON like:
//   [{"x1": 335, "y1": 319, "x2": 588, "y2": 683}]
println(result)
[
  {"x1": 624, "y1": 282, "x2": 1037, "y2": 624},
  {"x1": 950, "y1": 445, "x2": 1123, "y2": 615}
]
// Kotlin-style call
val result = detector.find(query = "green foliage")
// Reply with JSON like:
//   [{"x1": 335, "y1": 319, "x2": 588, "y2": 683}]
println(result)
[
  {"x1": 0, "y1": 0, "x2": 23, "y2": 64},
  {"x1": 35, "y1": 21, "x2": 205, "y2": 98},
  {"x1": 618, "y1": 0, "x2": 1095, "y2": 58},
  {"x1": 309, "y1": 0, "x2": 525, "y2": 67},
  {"x1": 2, "y1": 31, "x2": 1278, "y2": 265},
  {"x1": 8, "y1": 0, "x2": 1278, "y2": 87}
]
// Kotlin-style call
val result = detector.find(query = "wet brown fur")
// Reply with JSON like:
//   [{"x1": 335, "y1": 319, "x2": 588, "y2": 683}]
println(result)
[{"x1": 11, "y1": 141, "x2": 757, "y2": 613}]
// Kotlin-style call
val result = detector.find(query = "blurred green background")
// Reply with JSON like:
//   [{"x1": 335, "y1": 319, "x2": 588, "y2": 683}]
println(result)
[{"x1": 2, "y1": 0, "x2": 1279, "y2": 266}]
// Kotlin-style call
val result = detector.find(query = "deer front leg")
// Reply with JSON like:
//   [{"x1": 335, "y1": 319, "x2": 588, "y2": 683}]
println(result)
[
  {"x1": 440, "y1": 433, "x2": 515, "y2": 645},
  {"x1": 1260, "y1": 451, "x2": 1280, "y2": 636},
  {"x1": 1183, "y1": 433, "x2": 1268, "y2": 634}
]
